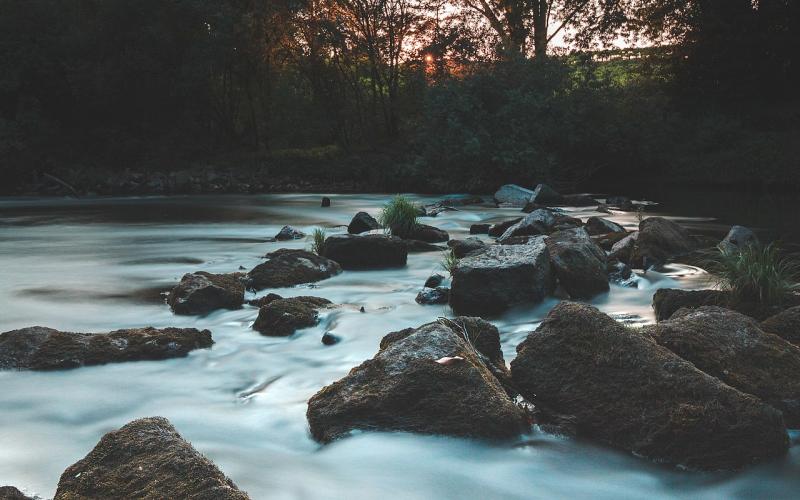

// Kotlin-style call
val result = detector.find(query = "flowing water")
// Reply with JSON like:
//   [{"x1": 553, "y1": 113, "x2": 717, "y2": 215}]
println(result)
[{"x1": 0, "y1": 194, "x2": 797, "y2": 499}]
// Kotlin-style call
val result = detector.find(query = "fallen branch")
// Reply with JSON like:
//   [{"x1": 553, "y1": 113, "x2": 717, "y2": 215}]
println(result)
[{"x1": 43, "y1": 172, "x2": 80, "y2": 198}]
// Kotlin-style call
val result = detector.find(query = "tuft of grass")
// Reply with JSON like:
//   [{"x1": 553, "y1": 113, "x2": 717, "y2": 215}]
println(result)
[
  {"x1": 441, "y1": 249, "x2": 460, "y2": 276},
  {"x1": 379, "y1": 195, "x2": 419, "y2": 238},
  {"x1": 310, "y1": 228, "x2": 326, "y2": 255},
  {"x1": 703, "y1": 242, "x2": 800, "y2": 313}
]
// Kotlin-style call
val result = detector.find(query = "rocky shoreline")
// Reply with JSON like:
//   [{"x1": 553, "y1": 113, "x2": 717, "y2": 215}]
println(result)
[{"x1": 3, "y1": 183, "x2": 800, "y2": 497}]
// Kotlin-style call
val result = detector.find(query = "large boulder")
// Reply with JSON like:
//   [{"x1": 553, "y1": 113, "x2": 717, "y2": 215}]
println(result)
[
  {"x1": 546, "y1": 228, "x2": 609, "y2": 299},
  {"x1": 447, "y1": 237, "x2": 486, "y2": 258},
  {"x1": 529, "y1": 184, "x2": 563, "y2": 205},
  {"x1": 0, "y1": 326, "x2": 213, "y2": 371},
  {"x1": 636, "y1": 217, "x2": 697, "y2": 266},
  {"x1": 450, "y1": 238, "x2": 555, "y2": 316},
  {"x1": 168, "y1": 271, "x2": 244, "y2": 315},
  {"x1": 761, "y1": 306, "x2": 800, "y2": 346},
  {"x1": 275, "y1": 225, "x2": 305, "y2": 241},
  {"x1": 321, "y1": 234, "x2": 407, "y2": 269},
  {"x1": 646, "y1": 306, "x2": 800, "y2": 427},
  {"x1": 306, "y1": 318, "x2": 528, "y2": 443},
  {"x1": 252, "y1": 296, "x2": 332, "y2": 336},
  {"x1": 494, "y1": 184, "x2": 534, "y2": 207},
  {"x1": 54, "y1": 417, "x2": 248, "y2": 499},
  {"x1": 348, "y1": 212, "x2": 381, "y2": 234},
  {"x1": 511, "y1": 302, "x2": 789, "y2": 470},
  {"x1": 652, "y1": 288, "x2": 729, "y2": 321},
  {"x1": 497, "y1": 209, "x2": 556, "y2": 242},
  {"x1": 585, "y1": 216, "x2": 625, "y2": 236},
  {"x1": 407, "y1": 224, "x2": 449, "y2": 243},
  {"x1": 720, "y1": 225, "x2": 759, "y2": 253},
  {"x1": 247, "y1": 249, "x2": 341, "y2": 290}
]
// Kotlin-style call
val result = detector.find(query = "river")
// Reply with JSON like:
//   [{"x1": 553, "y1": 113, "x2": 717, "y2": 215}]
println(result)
[{"x1": 0, "y1": 193, "x2": 797, "y2": 499}]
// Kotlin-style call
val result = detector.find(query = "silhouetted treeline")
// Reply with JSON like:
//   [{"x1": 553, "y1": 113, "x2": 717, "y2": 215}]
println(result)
[{"x1": 1, "y1": 0, "x2": 798, "y2": 193}]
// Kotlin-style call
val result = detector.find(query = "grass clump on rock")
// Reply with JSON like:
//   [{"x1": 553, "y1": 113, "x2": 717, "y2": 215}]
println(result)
[
  {"x1": 705, "y1": 243, "x2": 800, "y2": 314},
  {"x1": 441, "y1": 249, "x2": 460, "y2": 276},
  {"x1": 311, "y1": 228, "x2": 326, "y2": 255},
  {"x1": 379, "y1": 195, "x2": 419, "y2": 238}
]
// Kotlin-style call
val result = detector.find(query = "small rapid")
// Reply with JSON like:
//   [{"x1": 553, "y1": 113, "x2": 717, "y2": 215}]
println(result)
[{"x1": 1, "y1": 194, "x2": 797, "y2": 499}]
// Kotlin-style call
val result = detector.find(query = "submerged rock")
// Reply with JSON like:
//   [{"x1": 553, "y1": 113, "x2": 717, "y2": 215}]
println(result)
[
  {"x1": 494, "y1": 184, "x2": 534, "y2": 207},
  {"x1": 645, "y1": 306, "x2": 800, "y2": 427},
  {"x1": 448, "y1": 237, "x2": 486, "y2": 258},
  {"x1": 252, "y1": 296, "x2": 332, "y2": 336},
  {"x1": 321, "y1": 332, "x2": 341, "y2": 345},
  {"x1": 407, "y1": 224, "x2": 449, "y2": 243},
  {"x1": 275, "y1": 225, "x2": 306, "y2": 241},
  {"x1": 415, "y1": 287, "x2": 450, "y2": 305},
  {"x1": 652, "y1": 288, "x2": 729, "y2": 321},
  {"x1": 546, "y1": 228, "x2": 609, "y2": 299},
  {"x1": 247, "y1": 249, "x2": 341, "y2": 290},
  {"x1": 761, "y1": 306, "x2": 800, "y2": 346},
  {"x1": 511, "y1": 302, "x2": 789, "y2": 470},
  {"x1": 720, "y1": 225, "x2": 759, "y2": 253},
  {"x1": 168, "y1": 271, "x2": 244, "y2": 315},
  {"x1": 606, "y1": 196, "x2": 634, "y2": 211},
  {"x1": 54, "y1": 417, "x2": 249, "y2": 499},
  {"x1": 321, "y1": 197, "x2": 331, "y2": 207},
  {"x1": 585, "y1": 216, "x2": 625, "y2": 236},
  {"x1": 306, "y1": 317, "x2": 528, "y2": 443},
  {"x1": 348, "y1": 212, "x2": 382, "y2": 234},
  {"x1": 450, "y1": 238, "x2": 554, "y2": 316},
  {"x1": 0, "y1": 326, "x2": 212, "y2": 371},
  {"x1": 608, "y1": 260, "x2": 636, "y2": 287},
  {"x1": 636, "y1": 217, "x2": 697, "y2": 266},
  {"x1": 321, "y1": 234, "x2": 407, "y2": 269}
]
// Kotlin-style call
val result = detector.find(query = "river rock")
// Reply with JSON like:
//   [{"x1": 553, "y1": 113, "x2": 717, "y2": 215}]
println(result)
[
  {"x1": 275, "y1": 225, "x2": 305, "y2": 241},
  {"x1": 546, "y1": 228, "x2": 609, "y2": 299},
  {"x1": 415, "y1": 287, "x2": 450, "y2": 305},
  {"x1": 761, "y1": 306, "x2": 800, "y2": 346},
  {"x1": 497, "y1": 209, "x2": 556, "y2": 242},
  {"x1": 168, "y1": 271, "x2": 244, "y2": 315},
  {"x1": 348, "y1": 212, "x2": 381, "y2": 234},
  {"x1": 424, "y1": 273, "x2": 445, "y2": 288},
  {"x1": 529, "y1": 184, "x2": 563, "y2": 205},
  {"x1": 252, "y1": 296, "x2": 332, "y2": 336},
  {"x1": 608, "y1": 231, "x2": 638, "y2": 264},
  {"x1": 510, "y1": 302, "x2": 789, "y2": 470},
  {"x1": 321, "y1": 197, "x2": 331, "y2": 207},
  {"x1": 488, "y1": 218, "x2": 522, "y2": 237},
  {"x1": 306, "y1": 317, "x2": 528, "y2": 443},
  {"x1": 608, "y1": 260, "x2": 636, "y2": 287},
  {"x1": 561, "y1": 194, "x2": 598, "y2": 206},
  {"x1": 0, "y1": 326, "x2": 213, "y2": 371},
  {"x1": 0, "y1": 487, "x2": 33, "y2": 500},
  {"x1": 448, "y1": 237, "x2": 486, "y2": 258},
  {"x1": 54, "y1": 417, "x2": 249, "y2": 499},
  {"x1": 585, "y1": 216, "x2": 625, "y2": 236},
  {"x1": 450, "y1": 238, "x2": 554, "y2": 315},
  {"x1": 494, "y1": 184, "x2": 534, "y2": 206},
  {"x1": 408, "y1": 224, "x2": 449, "y2": 243},
  {"x1": 247, "y1": 249, "x2": 341, "y2": 290},
  {"x1": 469, "y1": 223, "x2": 491, "y2": 234},
  {"x1": 652, "y1": 288, "x2": 729, "y2": 321},
  {"x1": 645, "y1": 306, "x2": 800, "y2": 427},
  {"x1": 606, "y1": 196, "x2": 634, "y2": 211},
  {"x1": 636, "y1": 217, "x2": 697, "y2": 266},
  {"x1": 720, "y1": 225, "x2": 759, "y2": 253},
  {"x1": 321, "y1": 234, "x2": 407, "y2": 269}
]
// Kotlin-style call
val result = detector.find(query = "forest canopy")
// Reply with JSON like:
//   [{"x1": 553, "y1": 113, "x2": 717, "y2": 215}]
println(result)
[{"x1": 1, "y1": 0, "x2": 798, "y2": 192}]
